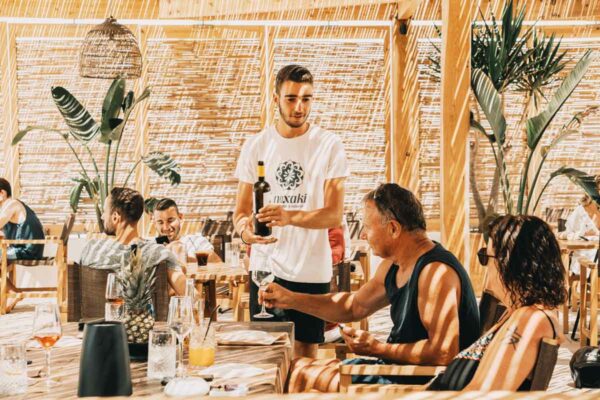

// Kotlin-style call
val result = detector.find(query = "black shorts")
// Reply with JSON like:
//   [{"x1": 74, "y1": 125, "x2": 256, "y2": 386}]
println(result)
[{"x1": 250, "y1": 276, "x2": 330, "y2": 344}]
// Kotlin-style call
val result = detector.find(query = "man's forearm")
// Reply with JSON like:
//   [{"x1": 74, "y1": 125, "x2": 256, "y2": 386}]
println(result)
[
  {"x1": 288, "y1": 207, "x2": 342, "y2": 229},
  {"x1": 289, "y1": 291, "x2": 358, "y2": 323},
  {"x1": 373, "y1": 339, "x2": 455, "y2": 366}
]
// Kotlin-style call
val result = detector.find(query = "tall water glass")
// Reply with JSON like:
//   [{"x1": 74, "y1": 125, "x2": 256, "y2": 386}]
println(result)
[
  {"x1": 147, "y1": 328, "x2": 176, "y2": 381},
  {"x1": 225, "y1": 243, "x2": 240, "y2": 267},
  {"x1": 168, "y1": 296, "x2": 193, "y2": 377},
  {"x1": 0, "y1": 343, "x2": 27, "y2": 395}
]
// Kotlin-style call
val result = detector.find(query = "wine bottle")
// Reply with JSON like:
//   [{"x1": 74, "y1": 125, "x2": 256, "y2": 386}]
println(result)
[{"x1": 254, "y1": 161, "x2": 272, "y2": 236}]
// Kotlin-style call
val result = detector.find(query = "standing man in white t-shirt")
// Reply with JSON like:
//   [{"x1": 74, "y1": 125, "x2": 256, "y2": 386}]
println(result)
[{"x1": 234, "y1": 65, "x2": 349, "y2": 357}]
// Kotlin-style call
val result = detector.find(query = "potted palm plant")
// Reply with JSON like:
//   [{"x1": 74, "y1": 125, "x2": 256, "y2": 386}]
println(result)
[{"x1": 12, "y1": 78, "x2": 181, "y2": 232}]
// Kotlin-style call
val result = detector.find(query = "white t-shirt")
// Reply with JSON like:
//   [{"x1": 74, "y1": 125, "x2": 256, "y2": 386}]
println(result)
[
  {"x1": 235, "y1": 125, "x2": 349, "y2": 283},
  {"x1": 180, "y1": 234, "x2": 214, "y2": 259}
]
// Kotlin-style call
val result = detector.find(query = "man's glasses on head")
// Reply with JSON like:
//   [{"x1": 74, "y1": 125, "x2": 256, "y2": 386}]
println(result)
[{"x1": 373, "y1": 185, "x2": 402, "y2": 224}]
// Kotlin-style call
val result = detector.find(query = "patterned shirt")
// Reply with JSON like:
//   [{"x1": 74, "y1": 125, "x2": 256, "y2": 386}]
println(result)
[{"x1": 80, "y1": 238, "x2": 181, "y2": 271}]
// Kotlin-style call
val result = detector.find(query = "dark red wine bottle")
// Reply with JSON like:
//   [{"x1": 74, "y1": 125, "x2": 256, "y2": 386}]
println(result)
[{"x1": 254, "y1": 161, "x2": 272, "y2": 236}]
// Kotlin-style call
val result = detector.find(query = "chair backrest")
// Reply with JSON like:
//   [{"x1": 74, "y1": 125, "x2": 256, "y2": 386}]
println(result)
[
  {"x1": 528, "y1": 337, "x2": 560, "y2": 390},
  {"x1": 478, "y1": 290, "x2": 507, "y2": 335},
  {"x1": 60, "y1": 213, "x2": 76, "y2": 245},
  {"x1": 67, "y1": 261, "x2": 170, "y2": 322}
]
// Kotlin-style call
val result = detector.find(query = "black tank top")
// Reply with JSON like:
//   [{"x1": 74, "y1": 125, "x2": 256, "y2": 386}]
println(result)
[
  {"x1": 2, "y1": 200, "x2": 45, "y2": 259},
  {"x1": 384, "y1": 242, "x2": 480, "y2": 353}
]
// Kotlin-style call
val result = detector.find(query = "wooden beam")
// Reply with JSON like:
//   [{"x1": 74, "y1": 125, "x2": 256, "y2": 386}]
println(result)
[
  {"x1": 159, "y1": 0, "x2": 417, "y2": 19},
  {"x1": 0, "y1": 0, "x2": 159, "y2": 19},
  {"x1": 391, "y1": 17, "x2": 420, "y2": 192},
  {"x1": 1, "y1": 22, "x2": 20, "y2": 196},
  {"x1": 260, "y1": 26, "x2": 274, "y2": 129},
  {"x1": 440, "y1": 0, "x2": 474, "y2": 265},
  {"x1": 133, "y1": 25, "x2": 151, "y2": 236},
  {"x1": 383, "y1": 27, "x2": 392, "y2": 182}
]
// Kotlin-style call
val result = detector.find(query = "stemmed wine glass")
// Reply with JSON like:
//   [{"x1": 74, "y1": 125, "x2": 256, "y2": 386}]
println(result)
[
  {"x1": 252, "y1": 255, "x2": 274, "y2": 319},
  {"x1": 105, "y1": 273, "x2": 124, "y2": 321},
  {"x1": 32, "y1": 303, "x2": 62, "y2": 388},
  {"x1": 168, "y1": 296, "x2": 193, "y2": 377}
]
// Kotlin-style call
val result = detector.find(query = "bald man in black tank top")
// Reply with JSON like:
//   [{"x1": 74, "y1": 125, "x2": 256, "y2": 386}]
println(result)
[{"x1": 261, "y1": 184, "x2": 479, "y2": 392}]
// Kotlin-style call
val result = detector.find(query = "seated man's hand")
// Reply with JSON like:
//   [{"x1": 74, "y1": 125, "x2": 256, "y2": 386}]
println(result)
[
  {"x1": 166, "y1": 240, "x2": 188, "y2": 267},
  {"x1": 341, "y1": 326, "x2": 383, "y2": 357},
  {"x1": 260, "y1": 282, "x2": 294, "y2": 309}
]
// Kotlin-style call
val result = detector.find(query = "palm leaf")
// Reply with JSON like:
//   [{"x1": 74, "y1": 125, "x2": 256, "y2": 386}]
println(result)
[
  {"x1": 69, "y1": 179, "x2": 88, "y2": 212},
  {"x1": 526, "y1": 50, "x2": 593, "y2": 150},
  {"x1": 12, "y1": 125, "x2": 67, "y2": 146},
  {"x1": 142, "y1": 152, "x2": 181, "y2": 186},
  {"x1": 100, "y1": 78, "x2": 126, "y2": 142},
  {"x1": 471, "y1": 69, "x2": 506, "y2": 144},
  {"x1": 51, "y1": 86, "x2": 100, "y2": 142}
]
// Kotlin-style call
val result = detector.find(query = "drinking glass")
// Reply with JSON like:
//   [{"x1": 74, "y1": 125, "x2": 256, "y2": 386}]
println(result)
[
  {"x1": 147, "y1": 328, "x2": 176, "y2": 380},
  {"x1": 168, "y1": 296, "x2": 193, "y2": 377},
  {"x1": 252, "y1": 257, "x2": 274, "y2": 319},
  {"x1": 105, "y1": 273, "x2": 124, "y2": 321},
  {"x1": 184, "y1": 278, "x2": 204, "y2": 325},
  {"x1": 0, "y1": 343, "x2": 27, "y2": 395},
  {"x1": 226, "y1": 242, "x2": 240, "y2": 267},
  {"x1": 32, "y1": 303, "x2": 62, "y2": 388},
  {"x1": 189, "y1": 320, "x2": 216, "y2": 368},
  {"x1": 195, "y1": 251, "x2": 210, "y2": 267}
]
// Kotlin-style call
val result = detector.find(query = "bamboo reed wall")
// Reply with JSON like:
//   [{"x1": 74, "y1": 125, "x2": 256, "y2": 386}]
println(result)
[
  {"x1": 2, "y1": 0, "x2": 600, "y2": 230},
  {"x1": 5, "y1": 26, "x2": 388, "y2": 228}
]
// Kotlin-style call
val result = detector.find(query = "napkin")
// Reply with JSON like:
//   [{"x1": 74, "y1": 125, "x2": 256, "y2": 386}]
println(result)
[
  {"x1": 216, "y1": 330, "x2": 285, "y2": 345},
  {"x1": 201, "y1": 363, "x2": 265, "y2": 379},
  {"x1": 164, "y1": 377, "x2": 210, "y2": 397}
]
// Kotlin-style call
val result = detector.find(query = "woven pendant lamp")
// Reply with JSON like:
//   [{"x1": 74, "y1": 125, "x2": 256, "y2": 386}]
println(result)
[{"x1": 79, "y1": 17, "x2": 142, "y2": 79}]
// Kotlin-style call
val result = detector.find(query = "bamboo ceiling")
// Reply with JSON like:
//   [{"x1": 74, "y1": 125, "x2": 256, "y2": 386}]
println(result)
[{"x1": 2, "y1": 0, "x2": 600, "y2": 229}]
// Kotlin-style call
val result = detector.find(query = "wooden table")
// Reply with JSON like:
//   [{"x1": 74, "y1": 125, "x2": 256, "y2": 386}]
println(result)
[
  {"x1": 187, "y1": 262, "x2": 248, "y2": 321},
  {"x1": 2, "y1": 321, "x2": 292, "y2": 399},
  {"x1": 558, "y1": 239, "x2": 599, "y2": 334}
]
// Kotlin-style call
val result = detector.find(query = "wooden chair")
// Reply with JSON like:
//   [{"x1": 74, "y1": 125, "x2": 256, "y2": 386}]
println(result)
[
  {"x1": 338, "y1": 289, "x2": 508, "y2": 393},
  {"x1": 578, "y1": 257, "x2": 599, "y2": 347},
  {"x1": 67, "y1": 261, "x2": 170, "y2": 322},
  {"x1": 478, "y1": 289, "x2": 506, "y2": 334},
  {"x1": 342, "y1": 336, "x2": 560, "y2": 394},
  {"x1": 0, "y1": 213, "x2": 75, "y2": 314}
]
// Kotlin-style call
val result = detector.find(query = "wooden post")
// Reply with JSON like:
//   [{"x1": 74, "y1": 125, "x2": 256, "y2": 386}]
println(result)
[
  {"x1": 1, "y1": 23, "x2": 20, "y2": 196},
  {"x1": 260, "y1": 26, "x2": 274, "y2": 129},
  {"x1": 133, "y1": 25, "x2": 151, "y2": 236},
  {"x1": 391, "y1": 17, "x2": 420, "y2": 192},
  {"x1": 440, "y1": 0, "x2": 473, "y2": 265}
]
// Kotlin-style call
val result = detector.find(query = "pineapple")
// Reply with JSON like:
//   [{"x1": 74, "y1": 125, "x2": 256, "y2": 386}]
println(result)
[{"x1": 117, "y1": 247, "x2": 157, "y2": 344}]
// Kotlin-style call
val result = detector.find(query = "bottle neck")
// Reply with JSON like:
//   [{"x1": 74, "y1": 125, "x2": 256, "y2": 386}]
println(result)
[{"x1": 258, "y1": 176, "x2": 265, "y2": 182}]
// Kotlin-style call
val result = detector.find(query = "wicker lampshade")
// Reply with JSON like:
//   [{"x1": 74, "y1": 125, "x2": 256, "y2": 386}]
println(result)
[{"x1": 79, "y1": 17, "x2": 142, "y2": 79}]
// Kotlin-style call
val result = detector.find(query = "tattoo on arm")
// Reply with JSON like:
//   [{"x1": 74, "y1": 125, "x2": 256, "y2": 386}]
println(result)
[{"x1": 503, "y1": 326, "x2": 522, "y2": 350}]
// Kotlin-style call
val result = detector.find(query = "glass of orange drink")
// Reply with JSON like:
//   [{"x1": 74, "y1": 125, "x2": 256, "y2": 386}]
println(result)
[{"x1": 189, "y1": 321, "x2": 216, "y2": 368}]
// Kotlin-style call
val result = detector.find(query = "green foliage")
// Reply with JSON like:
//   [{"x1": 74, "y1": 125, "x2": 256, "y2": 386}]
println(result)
[{"x1": 13, "y1": 78, "x2": 181, "y2": 232}]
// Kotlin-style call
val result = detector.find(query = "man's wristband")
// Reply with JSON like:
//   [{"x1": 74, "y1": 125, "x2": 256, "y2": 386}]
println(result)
[{"x1": 240, "y1": 229, "x2": 250, "y2": 245}]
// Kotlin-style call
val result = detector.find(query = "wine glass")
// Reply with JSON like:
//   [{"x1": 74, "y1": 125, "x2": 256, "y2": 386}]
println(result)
[
  {"x1": 32, "y1": 303, "x2": 62, "y2": 388},
  {"x1": 168, "y1": 296, "x2": 193, "y2": 377},
  {"x1": 252, "y1": 256, "x2": 274, "y2": 319},
  {"x1": 105, "y1": 273, "x2": 124, "y2": 321}
]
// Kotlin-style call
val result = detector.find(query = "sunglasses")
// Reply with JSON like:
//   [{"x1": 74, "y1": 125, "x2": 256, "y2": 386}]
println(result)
[
  {"x1": 477, "y1": 247, "x2": 497, "y2": 266},
  {"x1": 373, "y1": 185, "x2": 402, "y2": 224}
]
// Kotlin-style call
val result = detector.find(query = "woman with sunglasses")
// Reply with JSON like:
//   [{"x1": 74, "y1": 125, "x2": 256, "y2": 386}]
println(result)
[{"x1": 427, "y1": 214, "x2": 566, "y2": 391}]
